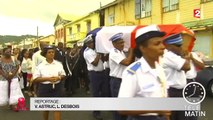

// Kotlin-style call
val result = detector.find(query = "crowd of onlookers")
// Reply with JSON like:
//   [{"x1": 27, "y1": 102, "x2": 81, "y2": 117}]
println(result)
[{"x1": 0, "y1": 42, "x2": 90, "y2": 107}]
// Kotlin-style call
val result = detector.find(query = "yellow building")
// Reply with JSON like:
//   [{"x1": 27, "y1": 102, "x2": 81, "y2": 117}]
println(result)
[
  {"x1": 65, "y1": 11, "x2": 100, "y2": 47},
  {"x1": 102, "y1": 0, "x2": 213, "y2": 58},
  {"x1": 54, "y1": 14, "x2": 80, "y2": 45},
  {"x1": 34, "y1": 34, "x2": 55, "y2": 47},
  {"x1": 17, "y1": 38, "x2": 36, "y2": 49},
  {"x1": 102, "y1": 0, "x2": 135, "y2": 26}
]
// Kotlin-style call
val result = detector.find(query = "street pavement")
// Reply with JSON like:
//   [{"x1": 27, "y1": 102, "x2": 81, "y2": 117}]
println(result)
[
  {"x1": 0, "y1": 89, "x2": 212, "y2": 120},
  {"x1": 199, "y1": 96, "x2": 213, "y2": 120}
]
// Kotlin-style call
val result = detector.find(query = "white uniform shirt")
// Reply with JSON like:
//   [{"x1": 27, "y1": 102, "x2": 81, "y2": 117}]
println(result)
[
  {"x1": 83, "y1": 47, "x2": 104, "y2": 71},
  {"x1": 32, "y1": 50, "x2": 45, "y2": 73},
  {"x1": 21, "y1": 58, "x2": 32, "y2": 74},
  {"x1": 33, "y1": 60, "x2": 66, "y2": 84},
  {"x1": 186, "y1": 52, "x2": 203, "y2": 79},
  {"x1": 163, "y1": 50, "x2": 186, "y2": 89},
  {"x1": 103, "y1": 61, "x2": 109, "y2": 69},
  {"x1": 109, "y1": 48, "x2": 127, "y2": 78},
  {"x1": 118, "y1": 57, "x2": 167, "y2": 98}
]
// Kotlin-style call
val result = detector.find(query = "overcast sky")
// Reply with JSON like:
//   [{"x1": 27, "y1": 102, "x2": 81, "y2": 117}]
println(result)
[{"x1": 0, "y1": 0, "x2": 114, "y2": 36}]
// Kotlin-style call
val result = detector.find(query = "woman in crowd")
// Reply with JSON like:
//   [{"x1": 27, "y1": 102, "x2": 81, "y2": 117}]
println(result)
[
  {"x1": 13, "y1": 48, "x2": 21, "y2": 62},
  {"x1": 20, "y1": 49, "x2": 33, "y2": 95},
  {"x1": 33, "y1": 45, "x2": 65, "y2": 120},
  {"x1": 20, "y1": 49, "x2": 28, "y2": 90},
  {"x1": 0, "y1": 47, "x2": 24, "y2": 111}
]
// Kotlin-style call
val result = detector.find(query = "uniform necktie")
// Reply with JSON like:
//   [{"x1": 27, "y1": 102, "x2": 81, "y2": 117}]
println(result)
[{"x1": 155, "y1": 61, "x2": 167, "y2": 97}]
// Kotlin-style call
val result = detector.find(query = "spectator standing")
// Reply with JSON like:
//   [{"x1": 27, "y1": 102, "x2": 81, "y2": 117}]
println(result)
[
  {"x1": 0, "y1": 47, "x2": 24, "y2": 111},
  {"x1": 20, "y1": 49, "x2": 32, "y2": 94}
]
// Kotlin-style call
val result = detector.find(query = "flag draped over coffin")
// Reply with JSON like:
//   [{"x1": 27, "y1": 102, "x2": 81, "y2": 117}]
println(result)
[{"x1": 89, "y1": 24, "x2": 195, "y2": 53}]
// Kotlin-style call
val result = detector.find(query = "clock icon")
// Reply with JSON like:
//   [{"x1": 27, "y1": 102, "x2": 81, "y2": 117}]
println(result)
[{"x1": 183, "y1": 82, "x2": 206, "y2": 104}]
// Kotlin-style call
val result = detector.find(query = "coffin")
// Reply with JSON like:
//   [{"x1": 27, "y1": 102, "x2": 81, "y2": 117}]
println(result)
[{"x1": 87, "y1": 24, "x2": 195, "y2": 54}]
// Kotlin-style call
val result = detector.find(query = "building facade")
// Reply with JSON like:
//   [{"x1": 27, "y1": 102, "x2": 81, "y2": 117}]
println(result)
[
  {"x1": 54, "y1": 14, "x2": 79, "y2": 45},
  {"x1": 36, "y1": 34, "x2": 55, "y2": 47},
  {"x1": 102, "y1": 0, "x2": 136, "y2": 26},
  {"x1": 102, "y1": 0, "x2": 213, "y2": 58},
  {"x1": 65, "y1": 11, "x2": 100, "y2": 47}
]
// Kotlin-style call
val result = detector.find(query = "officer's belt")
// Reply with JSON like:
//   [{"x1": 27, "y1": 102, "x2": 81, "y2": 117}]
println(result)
[
  {"x1": 89, "y1": 70, "x2": 104, "y2": 73},
  {"x1": 110, "y1": 76, "x2": 122, "y2": 80},
  {"x1": 169, "y1": 87, "x2": 183, "y2": 92}
]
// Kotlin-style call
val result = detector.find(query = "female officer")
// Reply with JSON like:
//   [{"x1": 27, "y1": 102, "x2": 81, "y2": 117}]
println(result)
[
  {"x1": 33, "y1": 45, "x2": 65, "y2": 120},
  {"x1": 118, "y1": 25, "x2": 170, "y2": 120}
]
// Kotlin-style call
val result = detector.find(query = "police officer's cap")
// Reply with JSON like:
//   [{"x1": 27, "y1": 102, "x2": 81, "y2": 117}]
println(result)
[
  {"x1": 164, "y1": 33, "x2": 183, "y2": 45},
  {"x1": 135, "y1": 25, "x2": 165, "y2": 45},
  {"x1": 41, "y1": 45, "x2": 55, "y2": 57},
  {"x1": 109, "y1": 33, "x2": 123, "y2": 42},
  {"x1": 44, "y1": 45, "x2": 54, "y2": 49},
  {"x1": 83, "y1": 34, "x2": 93, "y2": 44}
]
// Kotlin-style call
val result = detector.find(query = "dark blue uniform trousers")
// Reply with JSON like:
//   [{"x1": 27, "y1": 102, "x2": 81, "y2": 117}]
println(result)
[
  {"x1": 104, "y1": 68, "x2": 111, "y2": 97},
  {"x1": 127, "y1": 116, "x2": 166, "y2": 120},
  {"x1": 110, "y1": 77, "x2": 127, "y2": 120},
  {"x1": 169, "y1": 87, "x2": 198, "y2": 120},
  {"x1": 88, "y1": 71, "x2": 110, "y2": 117}
]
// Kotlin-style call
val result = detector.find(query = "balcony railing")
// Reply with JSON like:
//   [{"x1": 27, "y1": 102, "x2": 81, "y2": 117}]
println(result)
[
  {"x1": 163, "y1": 3, "x2": 179, "y2": 13},
  {"x1": 201, "y1": 0, "x2": 213, "y2": 3},
  {"x1": 66, "y1": 32, "x2": 87, "y2": 43}
]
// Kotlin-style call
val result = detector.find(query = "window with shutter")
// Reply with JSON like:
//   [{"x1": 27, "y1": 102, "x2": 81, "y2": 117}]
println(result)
[
  {"x1": 77, "y1": 24, "x2": 80, "y2": 32},
  {"x1": 58, "y1": 30, "x2": 60, "y2": 39},
  {"x1": 135, "y1": 0, "x2": 152, "y2": 19},
  {"x1": 135, "y1": 0, "x2": 141, "y2": 19},
  {"x1": 61, "y1": 29, "x2": 64, "y2": 38},
  {"x1": 87, "y1": 21, "x2": 91, "y2": 32},
  {"x1": 55, "y1": 31, "x2": 57, "y2": 39},
  {"x1": 145, "y1": 0, "x2": 151, "y2": 17},
  {"x1": 108, "y1": 14, "x2": 115, "y2": 25},
  {"x1": 69, "y1": 27, "x2": 72, "y2": 35},
  {"x1": 162, "y1": 0, "x2": 179, "y2": 12},
  {"x1": 108, "y1": 6, "x2": 115, "y2": 25}
]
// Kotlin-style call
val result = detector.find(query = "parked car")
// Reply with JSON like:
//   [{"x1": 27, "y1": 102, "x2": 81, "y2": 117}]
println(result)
[{"x1": 195, "y1": 60, "x2": 213, "y2": 97}]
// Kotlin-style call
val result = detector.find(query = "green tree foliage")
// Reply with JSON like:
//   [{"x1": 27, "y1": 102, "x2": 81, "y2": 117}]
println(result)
[{"x1": 0, "y1": 35, "x2": 40, "y2": 47}]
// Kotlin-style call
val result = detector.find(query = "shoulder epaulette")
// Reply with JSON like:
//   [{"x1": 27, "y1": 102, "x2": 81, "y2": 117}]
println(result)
[
  {"x1": 85, "y1": 47, "x2": 89, "y2": 51},
  {"x1": 127, "y1": 62, "x2": 141, "y2": 75},
  {"x1": 114, "y1": 48, "x2": 118, "y2": 53}
]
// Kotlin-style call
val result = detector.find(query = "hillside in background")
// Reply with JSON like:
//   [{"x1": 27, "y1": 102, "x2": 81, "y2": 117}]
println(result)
[{"x1": 0, "y1": 35, "x2": 40, "y2": 46}]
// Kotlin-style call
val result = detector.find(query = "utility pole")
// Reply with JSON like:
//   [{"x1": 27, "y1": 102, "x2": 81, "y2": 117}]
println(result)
[
  {"x1": 37, "y1": 26, "x2": 39, "y2": 47},
  {"x1": 24, "y1": 38, "x2": 25, "y2": 49}
]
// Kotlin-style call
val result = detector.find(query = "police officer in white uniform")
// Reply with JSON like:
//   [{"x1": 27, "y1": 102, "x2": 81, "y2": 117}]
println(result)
[
  {"x1": 109, "y1": 33, "x2": 134, "y2": 120},
  {"x1": 186, "y1": 51, "x2": 205, "y2": 83},
  {"x1": 118, "y1": 25, "x2": 170, "y2": 120},
  {"x1": 163, "y1": 33, "x2": 191, "y2": 120},
  {"x1": 33, "y1": 45, "x2": 66, "y2": 120},
  {"x1": 83, "y1": 34, "x2": 108, "y2": 120},
  {"x1": 103, "y1": 55, "x2": 111, "y2": 97},
  {"x1": 185, "y1": 51, "x2": 204, "y2": 120}
]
